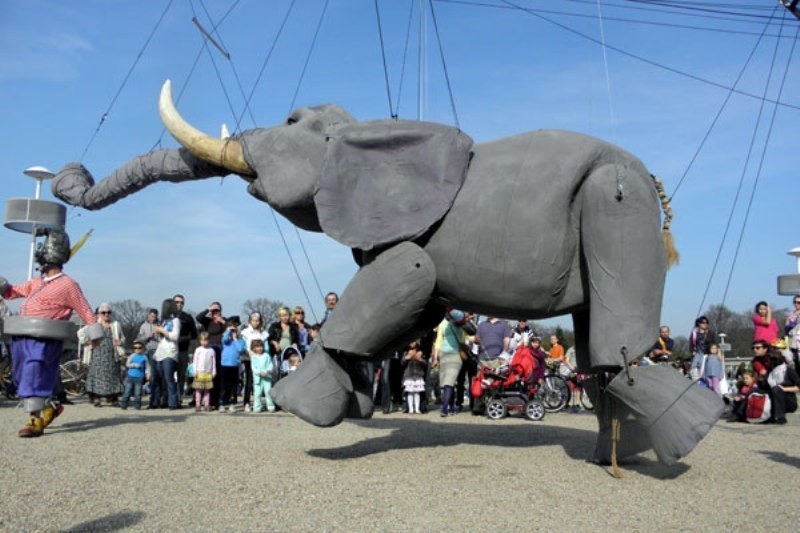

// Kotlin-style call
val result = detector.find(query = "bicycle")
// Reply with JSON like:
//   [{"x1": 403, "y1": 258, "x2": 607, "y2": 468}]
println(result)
[
  {"x1": 59, "y1": 352, "x2": 89, "y2": 397},
  {"x1": 0, "y1": 345, "x2": 18, "y2": 400},
  {"x1": 538, "y1": 361, "x2": 570, "y2": 413}
]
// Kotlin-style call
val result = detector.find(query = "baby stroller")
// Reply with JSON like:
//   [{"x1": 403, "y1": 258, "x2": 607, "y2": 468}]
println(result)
[{"x1": 470, "y1": 345, "x2": 545, "y2": 421}]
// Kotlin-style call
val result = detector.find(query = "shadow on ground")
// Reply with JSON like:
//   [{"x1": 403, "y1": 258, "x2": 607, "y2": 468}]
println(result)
[
  {"x1": 307, "y1": 416, "x2": 690, "y2": 480},
  {"x1": 759, "y1": 450, "x2": 800, "y2": 469},
  {"x1": 48, "y1": 412, "x2": 190, "y2": 434},
  {"x1": 61, "y1": 511, "x2": 145, "y2": 532}
]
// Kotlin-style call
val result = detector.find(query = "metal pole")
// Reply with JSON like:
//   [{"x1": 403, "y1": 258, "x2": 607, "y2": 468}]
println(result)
[{"x1": 26, "y1": 179, "x2": 44, "y2": 280}]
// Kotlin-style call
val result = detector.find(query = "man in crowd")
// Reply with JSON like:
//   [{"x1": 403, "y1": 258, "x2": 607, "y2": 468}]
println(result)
[
  {"x1": 323, "y1": 292, "x2": 338, "y2": 323},
  {"x1": 508, "y1": 319, "x2": 531, "y2": 354},
  {"x1": 475, "y1": 316, "x2": 511, "y2": 368},
  {"x1": 173, "y1": 293, "x2": 198, "y2": 406},
  {"x1": 648, "y1": 325, "x2": 674, "y2": 364},
  {"x1": 547, "y1": 335, "x2": 566, "y2": 366},
  {"x1": 0, "y1": 229, "x2": 96, "y2": 437}
]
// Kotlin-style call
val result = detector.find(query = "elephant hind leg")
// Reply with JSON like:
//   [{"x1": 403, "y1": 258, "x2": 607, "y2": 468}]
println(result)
[{"x1": 581, "y1": 163, "x2": 665, "y2": 369}]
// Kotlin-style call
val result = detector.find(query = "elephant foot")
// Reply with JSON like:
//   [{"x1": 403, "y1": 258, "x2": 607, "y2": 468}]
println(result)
[
  {"x1": 594, "y1": 365, "x2": 724, "y2": 466},
  {"x1": 270, "y1": 344, "x2": 353, "y2": 427}
]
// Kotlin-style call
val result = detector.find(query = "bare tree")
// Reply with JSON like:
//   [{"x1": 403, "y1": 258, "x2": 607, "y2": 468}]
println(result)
[
  {"x1": 109, "y1": 299, "x2": 148, "y2": 349},
  {"x1": 242, "y1": 298, "x2": 286, "y2": 325}
]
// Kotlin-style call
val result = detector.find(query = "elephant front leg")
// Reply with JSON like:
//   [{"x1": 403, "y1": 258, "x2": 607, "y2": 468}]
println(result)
[{"x1": 270, "y1": 242, "x2": 438, "y2": 427}]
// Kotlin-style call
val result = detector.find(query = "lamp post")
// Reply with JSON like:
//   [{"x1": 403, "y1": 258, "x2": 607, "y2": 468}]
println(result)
[
  {"x1": 777, "y1": 247, "x2": 800, "y2": 296},
  {"x1": 3, "y1": 166, "x2": 65, "y2": 279}
]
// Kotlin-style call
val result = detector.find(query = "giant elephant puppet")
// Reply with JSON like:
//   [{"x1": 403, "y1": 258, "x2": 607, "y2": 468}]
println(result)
[{"x1": 53, "y1": 80, "x2": 723, "y2": 466}]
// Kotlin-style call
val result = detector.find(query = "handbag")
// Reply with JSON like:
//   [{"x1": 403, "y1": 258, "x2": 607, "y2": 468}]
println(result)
[
  {"x1": 718, "y1": 376, "x2": 730, "y2": 395},
  {"x1": 111, "y1": 321, "x2": 127, "y2": 358}
]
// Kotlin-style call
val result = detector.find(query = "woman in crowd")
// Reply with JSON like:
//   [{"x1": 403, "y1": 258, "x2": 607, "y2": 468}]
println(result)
[
  {"x1": 268, "y1": 307, "x2": 299, "y2": 359},
  {"x1": 753, "y1": 301, "x2": 779, "y2": 344},
  {"x1": 240, "y1": 312, "x2": 269, "y2": 412},
  {"x1": 136, "y1": 308, "x2": 162, "y2": 408},
  {"x1": 689, "y1": 316, "x2": 711, "y2": 380},
  {"x1": 153, "y1": 298, "x2": 181, "y2": 410},
  {"x1": 431, "y1": 310, "x2": 466, "y2": 417},
  {"x1": 84, "y1": 303, "x2": 124, "y2": 407},
  {"x1": 785, "y1": 296, "x2": 800, "y2": 372},
  {"x1": 292, "y1": 306, "x2": 311, "y2": 355}
]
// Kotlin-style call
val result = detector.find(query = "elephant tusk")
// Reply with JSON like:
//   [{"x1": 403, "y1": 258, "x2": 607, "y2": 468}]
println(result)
[{"x1": 158, "y1": 79, "x2": 254, "y2": 177}]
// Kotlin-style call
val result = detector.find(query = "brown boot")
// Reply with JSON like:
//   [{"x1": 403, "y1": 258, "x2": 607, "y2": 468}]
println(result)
[
  {"x1": 18, "y1": 416, "x2": 44, "y2": 438},
  {"x1": 41, "y1": 403, "x2": 64, "y2": 428}
]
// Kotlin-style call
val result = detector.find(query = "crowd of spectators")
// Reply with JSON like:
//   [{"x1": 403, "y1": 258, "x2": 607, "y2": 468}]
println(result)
[
  {"x1": 642, "y1": 298, "x2": 800, "y2": 424},
  {"x1": 2, "y1": 291, "x2": 798, "y2": 425}
]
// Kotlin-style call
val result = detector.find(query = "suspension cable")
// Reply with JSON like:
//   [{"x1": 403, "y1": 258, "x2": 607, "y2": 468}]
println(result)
[
  {"x1": 191, "y1": 0, "x2": 325, "y2": 324},
  {"x1": 148, "y1": 0, "x2": 242, "y2": 153},
  {"x1": 79, "y1": 0, "x2": 175, "y2": 163},
  {"x1": 497, "y1": 0, "x2": 800, "y2": 112},
  {"x1": 394, "y1": 0, "x2": 417, "y2": 118},
  {"x1": 374, "y1": 0, "x2": 397, "y2": 117},
  {"x1": 670, "y1": 6, "x2": 780, "y2": 202},
  {"x1": 695, "y1": 5, "x2": 783, "y2": 318},
  {"x1": 287, "y1": 0, "x2": 331, "y2": 114},
  {"x1": 595, "y1": 0, "x2": 617, "y2": 143},
  {"x1": 428, "y1": 0, "x2": 460, "y2": 128},
  {"x1": 234, "y1": 0, "x2": 298, "y2": 133},
  {"x1": 718, "y1": 21, "x2": 797, "y2": 314}
]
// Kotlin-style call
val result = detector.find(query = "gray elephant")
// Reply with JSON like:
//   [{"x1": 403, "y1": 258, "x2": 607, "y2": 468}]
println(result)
[{"x1": 53, "y1": 80, "x2": 722, "y2": 466}]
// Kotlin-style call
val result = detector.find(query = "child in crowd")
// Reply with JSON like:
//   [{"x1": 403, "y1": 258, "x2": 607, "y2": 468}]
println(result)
[
  {"x1": 249, "y1": 339, "x2": 275, "y2": 413},
  {"x1": 308, "y1": 324, "x2": 321, "y2": 348},
  {"x1": 287, "y1": 353, "x2": 302, "y2": 373},
  {"x1": 192, "y1": 332, "x2": 217, "y2": 411},
  {"x1": 120, "y1": 341, "x2": 150, "y2": 410},
  {"x1": 402, "y1": 340, "x2": 427, "y2": 414},
  {"x1": 704, "y1": 343, "x2": 724, "y2": 394},
  {"x1": 731, "y1": 370, "x2": 760, "y2": 422},
  {"x1": 221, "y1": 324, "x2": 245, "y2": 412}
]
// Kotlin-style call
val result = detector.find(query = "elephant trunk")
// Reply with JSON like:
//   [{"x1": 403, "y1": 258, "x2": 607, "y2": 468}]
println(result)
[{"x1": 52, "y1": 149, "x2": 232, "y2": 210}]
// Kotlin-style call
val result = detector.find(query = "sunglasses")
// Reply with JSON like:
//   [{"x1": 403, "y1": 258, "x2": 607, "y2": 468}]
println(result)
[
  {"x1": 752, "y1": 345, "x2": 768, "y2": 350},
  {"x1": 210, "y1": 309, "x2": 221, "y2": 314},
  {"x1": 794, "y1": 301, "x2": 800, "y2": 305},
  {"x1": 133, "y1": 346, "x2": 144, "y2": 350},
  {"x1": 295, "y1": 311, "x2": 304, "y2": 315},
  {"x1": 99, "y1": 311, "x2": 112, "y2": 315}
]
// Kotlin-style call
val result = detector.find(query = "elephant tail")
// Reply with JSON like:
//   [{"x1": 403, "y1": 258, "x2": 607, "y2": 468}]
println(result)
[{"x1": 652, "y1": 174, "x2": 679, "y2": 269}]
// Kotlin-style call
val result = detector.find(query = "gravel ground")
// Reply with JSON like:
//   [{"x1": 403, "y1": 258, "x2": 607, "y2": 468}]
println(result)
[{"x1": 0, "y1": 398, "x2": 798, "y2": 532}]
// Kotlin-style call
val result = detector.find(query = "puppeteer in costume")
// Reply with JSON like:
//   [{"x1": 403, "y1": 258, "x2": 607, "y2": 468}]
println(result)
[{"x1": 0, "y1": 229, "x2": 96, "y2": 437}]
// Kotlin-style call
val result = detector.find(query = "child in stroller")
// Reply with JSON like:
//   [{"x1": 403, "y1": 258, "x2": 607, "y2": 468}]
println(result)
[
  {"x1": 277, "y1": 346, "x2": 303, "y2": 377},
  {"x1": 470, "y1": 333, "x2": 545, "y2": 421}
]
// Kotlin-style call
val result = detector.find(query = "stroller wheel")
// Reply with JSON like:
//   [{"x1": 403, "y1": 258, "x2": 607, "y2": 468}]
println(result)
[
  {"x1": 486, "y1": 399, "x2": 507, "y2": 420},
  {"x1": 524, "y1": 399, "x2": 545, "y2": 421}
]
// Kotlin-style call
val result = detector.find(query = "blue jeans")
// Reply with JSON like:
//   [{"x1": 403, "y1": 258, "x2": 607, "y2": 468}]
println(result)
[
  {"x1": 157, "y1": 358, "x2": 178, "y2": 408},
  {"x1": 121, "y1": 377, "x2": 144, "y2": 408}
]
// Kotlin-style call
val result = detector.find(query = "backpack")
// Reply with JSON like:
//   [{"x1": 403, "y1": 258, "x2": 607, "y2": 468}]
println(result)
[{"x1": 745, "y1": 392, "x2": 772, "y2": 424}]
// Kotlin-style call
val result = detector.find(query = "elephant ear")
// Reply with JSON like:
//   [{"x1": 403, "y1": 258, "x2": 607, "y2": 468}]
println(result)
[{"x1": 315, "y1": 120, "x2": 473, "y2": 250}]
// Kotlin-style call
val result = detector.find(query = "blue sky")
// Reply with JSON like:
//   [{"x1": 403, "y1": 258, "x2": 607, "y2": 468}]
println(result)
[{"x1": 1, "y1": 0, "x2": 798, "y2": 335}]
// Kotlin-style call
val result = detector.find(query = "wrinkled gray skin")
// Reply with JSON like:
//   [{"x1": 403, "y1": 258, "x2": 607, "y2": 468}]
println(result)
[{"x1": 53, "y1": 103, "x2": 722, "y2": 466}]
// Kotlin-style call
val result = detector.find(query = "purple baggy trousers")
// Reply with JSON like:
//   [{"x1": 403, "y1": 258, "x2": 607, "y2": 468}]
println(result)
[{"x1": 11, "y1": 337, "x2": 63, "y2": 398}]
